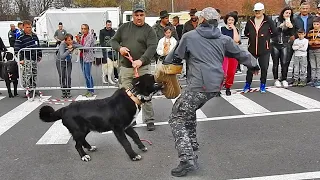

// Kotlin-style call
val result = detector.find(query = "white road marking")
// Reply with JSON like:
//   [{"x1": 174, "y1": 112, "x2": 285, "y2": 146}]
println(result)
[
  {"x1": 37, "y1": 95, "x2": 96, "y2": 145},
  {"x1": 221, "y1": 92, "x2": 270, "y2": 114},
  {"x1": 229, "y1": 171, "x2": 320, "y2": 180},
  {"x1": 267, "y1": 88, "x2": 320, "y2": 109},
  {"x1": 0, "y1": 96, "x2": 5, "y2": 101},
  {"x1": 171, "y1": 98, "x2": 207, "y2": 119},
  {"x1": 133, "y1": 108, "x2": 320, "y2": 128},
  {"x1": 0, "y1": 96, "x2": 51, "y2": 136}
]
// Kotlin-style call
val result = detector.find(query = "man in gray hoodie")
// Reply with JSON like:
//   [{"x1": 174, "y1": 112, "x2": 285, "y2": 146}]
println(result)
[{"x1": 168, "y1": 7, "x2": 260, "y2": 177}]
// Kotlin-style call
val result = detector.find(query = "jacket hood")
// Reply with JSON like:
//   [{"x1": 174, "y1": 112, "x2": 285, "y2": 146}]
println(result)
[{"x1": 195, "y1": 23, "x2": 221, "y2": 39}]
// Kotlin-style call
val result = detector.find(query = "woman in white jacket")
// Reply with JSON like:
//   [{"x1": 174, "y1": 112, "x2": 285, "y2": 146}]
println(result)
[{"x1": 156, "y1": 26, "x2": 177, "y2": 65}]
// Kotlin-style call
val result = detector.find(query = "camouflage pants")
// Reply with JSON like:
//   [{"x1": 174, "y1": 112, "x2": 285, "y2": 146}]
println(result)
[
  {"x1": 21, "y1": 60, "x2": 37, "y2": 89},
  {"x1": 168, "y1": 90, "x2": 219, "y2": 162}
]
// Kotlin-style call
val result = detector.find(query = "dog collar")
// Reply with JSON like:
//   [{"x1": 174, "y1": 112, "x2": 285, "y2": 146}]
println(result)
[{"x1": 126, "y1": 89, "x2": 142, "y2": 106}]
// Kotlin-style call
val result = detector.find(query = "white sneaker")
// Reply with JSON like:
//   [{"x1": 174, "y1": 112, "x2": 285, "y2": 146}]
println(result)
[
  {"x1": 282, "y1": 80, "x2": 289, "y2": 88},
  {"x1": 274, "y1": 80, "x2": 281, "y2": 88}
]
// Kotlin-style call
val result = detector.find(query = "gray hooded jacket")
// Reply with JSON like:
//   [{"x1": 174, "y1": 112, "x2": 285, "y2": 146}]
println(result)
[
  {"x1": 56, "y1": 41, "x2": 82, "y2": 61},
  {"x1": 174, "y1": 23, "x2": 258, "y2": 92}
]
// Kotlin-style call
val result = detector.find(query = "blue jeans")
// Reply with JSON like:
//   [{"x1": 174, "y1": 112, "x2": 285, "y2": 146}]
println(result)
[{"x1": 80, "y1": 58, "x2": 94, "y2": 93}]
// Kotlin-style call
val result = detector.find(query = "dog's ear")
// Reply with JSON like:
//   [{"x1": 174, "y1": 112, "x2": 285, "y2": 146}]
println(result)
[{"x1": 5, "y1": 52, "x2": 14, "y2": 61}]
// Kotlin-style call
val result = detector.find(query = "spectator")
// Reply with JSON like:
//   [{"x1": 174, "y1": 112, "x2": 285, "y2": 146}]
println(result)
[
  {"x1": 242, "y1": 2, "x2": 277, "y2": 93},
  {"x1": 56, "y1": 33, "x2": 82, "y2": 98},
  {"x1": 111, "y1": 4, "x2": 158, "y2": 131},
  {"x1": 307, "y1": 17, "x2": 320, "y2": 87},
  {"x1": 16, "y1": 22, "x2": 24, "y2": 39},
  {"x1": 182, "y1": 8, "x2": 198, "y2": 34},
  {"x1": 79, "y1": 24, "x2": 96, "y2": 97},
  {"x1": 293, "y1": 2, "x2": 315, "y2": 83},
  {"x1": 172, "y1": 16, "x2": 183, "y2": 40},
  {"x1": 14, "y1": 20, "x2": 42, "y2": 97},
  {"x1": 8, "y1": 24, "x2": 18, "y2": 47},
  {"x1": 221, "y1": 12, "x2": 241, "y2": 96},
  {"x1": 153, "y1": 10, "x2": 178, "y2": 41},
  {"x1": 292, "y1": 28, "x2": 308, "y2": 87},
  {"x1": 99, "y1": 20, "x2": 118, "y2": 84},
  {"x1": 0, "y1": 37, "x2": 6, "y2": 82},
  {"x1": 316, "y1": 4, "x2": 320, "y2": 17},
  {"x1": 271, "y1": 7, "x2": 295, "y2": 88},
  {"x1": 54, "y1": 22, "x2": 67, "y2": 46},
  {"x1": 156, "y1": 26, "x2": 177, "y2": 63}
]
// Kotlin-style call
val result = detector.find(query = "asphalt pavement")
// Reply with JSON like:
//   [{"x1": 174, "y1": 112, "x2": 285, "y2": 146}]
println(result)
[{"x1": 1, "y1": 40, "x2": 320, "y2": 180}]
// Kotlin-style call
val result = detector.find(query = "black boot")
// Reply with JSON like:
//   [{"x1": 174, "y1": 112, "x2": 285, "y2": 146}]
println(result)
[
  {"x1": 226, "y1": 88, "x2": 231, "y2": 96},
  {"x1": 61, "y1": 90, "x2": 67, "y2": 98},
  {"x1": 171, "y1": 156, "x2": 199, "y2": 177},
  {"x1": 65, "y1": 90, "x2": 72, "y2": 98}
]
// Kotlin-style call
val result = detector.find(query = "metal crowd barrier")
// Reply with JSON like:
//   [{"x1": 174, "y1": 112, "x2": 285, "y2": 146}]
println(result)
[{"x1": 16, "y1": 46, "x2": 124, "y2": 98}]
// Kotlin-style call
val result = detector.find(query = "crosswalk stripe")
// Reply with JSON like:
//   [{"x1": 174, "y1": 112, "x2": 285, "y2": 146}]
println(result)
[
  {"x1": 36, "y1": 95, "x2": 96, "y2": 145},
  {"x1": 267, "y1": 88, "x2": 320, "y2": 109},
  {"x1": 0, "y1": 96, "x2": 51, "y2": 137},
  {"x1": 221, "y1": 93, "x2": 270, "y2": 114},
  {"x1": 171, "y1": 98, "x2": 207, "y2": 119},
  {"x1": 0, "y1": 96, "x2": 5, "y2": 101}
]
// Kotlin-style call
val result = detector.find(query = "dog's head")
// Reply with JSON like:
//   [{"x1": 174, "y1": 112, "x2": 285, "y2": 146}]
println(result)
[
  {"x1": 3, "y1": 51, "x2": 14, "y2": 62},
  {"x1": 131, "y1": 74, "x2": 163, "y2": 102}
]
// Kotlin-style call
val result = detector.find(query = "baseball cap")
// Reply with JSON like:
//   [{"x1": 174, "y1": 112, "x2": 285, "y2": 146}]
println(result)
[
  {"x1": 133, "y1": 4, "x2": 145, "y2": 13},
  {"x1": 253, "y1": 3, "x2": 265, "y2": 11},
  {"x1": 199, "y1": 7, "x2": 220, "y2": 20}
]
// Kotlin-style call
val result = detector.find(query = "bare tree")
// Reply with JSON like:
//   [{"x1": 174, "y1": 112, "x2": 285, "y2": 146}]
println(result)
[
  {"x1": 0, "y1": 0, "x2": 13, "y2": 20},
  {"x1": 15, "y1": 0, "x2": 31, "y2": 20},
  {"x1": 31, "y1": 0, "x2": 55, "y2": 16}
]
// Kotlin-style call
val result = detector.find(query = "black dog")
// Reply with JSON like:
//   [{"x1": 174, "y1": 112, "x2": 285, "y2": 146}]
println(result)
[
  {"x1": 39, "y1": 74, "x2": 163, "y2": 162},
  {"x1": 0, "y1": 52, "x2": 19, "y2": 98}
]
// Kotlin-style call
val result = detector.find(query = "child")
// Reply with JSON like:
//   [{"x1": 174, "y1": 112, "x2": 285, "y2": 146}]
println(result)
[
  {"x1": 56, "y1": 33, "x2": 82, "y2": 98},
  {"x1": 156, "y1": 26, "x2": 177, "y2": 63},
  {"x1": 307, "y1": 17, "x2": 320, "y2": 87},
  {"x1": 292, "y1": 28, "x2": 308, "y2": 87}
]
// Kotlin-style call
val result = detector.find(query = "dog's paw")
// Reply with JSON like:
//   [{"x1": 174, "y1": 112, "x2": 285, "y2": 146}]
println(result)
[
  {"x1": 88, "y1": 146, "x2": 97, "y2": 152},
  {"x1": 81, "y1": 155, "x2": 91, "y2": 162},
  {"x1": 131, "y1": 155, "x2": 142, "y2": 161},
  {"x1": 140, "y1": 147, "x2": 148, "y2": 152}
]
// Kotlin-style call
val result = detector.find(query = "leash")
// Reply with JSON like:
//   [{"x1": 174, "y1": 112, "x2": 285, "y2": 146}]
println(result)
[{"x1": 124, "y1": 52, "x2": 139, "y2": 78}]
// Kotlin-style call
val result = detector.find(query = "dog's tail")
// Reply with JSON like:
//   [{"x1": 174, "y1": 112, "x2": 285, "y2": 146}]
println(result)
[{"x1": 39, "y1": 105, "x2": 63, "y2": 122}]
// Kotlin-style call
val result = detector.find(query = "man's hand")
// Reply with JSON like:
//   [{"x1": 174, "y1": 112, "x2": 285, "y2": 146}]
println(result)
[
  {"x1": 132, "y1": 59, "x2": 143, "y2": 68},
  {"x1": 289, "y1": 36, "x2": 295, "y2": 42},
  {"x1": 251, "y1": 65, "x2": 260, "y2": 75},
  {"x1": 119, "y1": 47, "x2": 130, "y2": 56}
]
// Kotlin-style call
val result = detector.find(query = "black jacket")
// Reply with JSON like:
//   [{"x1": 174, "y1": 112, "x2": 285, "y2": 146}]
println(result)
[
  {"x1": 175, "y1": 24, "x2": 183, "y2": 40},
  {"x1": 271, "y1": 17, "x2": 295, "y2": 45},
  {"x1": 182, "y1": 20, "x2": 196, "y2": 34},
  {"x1": 99, "y1": 27, "x2": 115, "y2": 47},
  {"x1": 244, "y1": 15, "x2": 278, "y2": 56}
]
